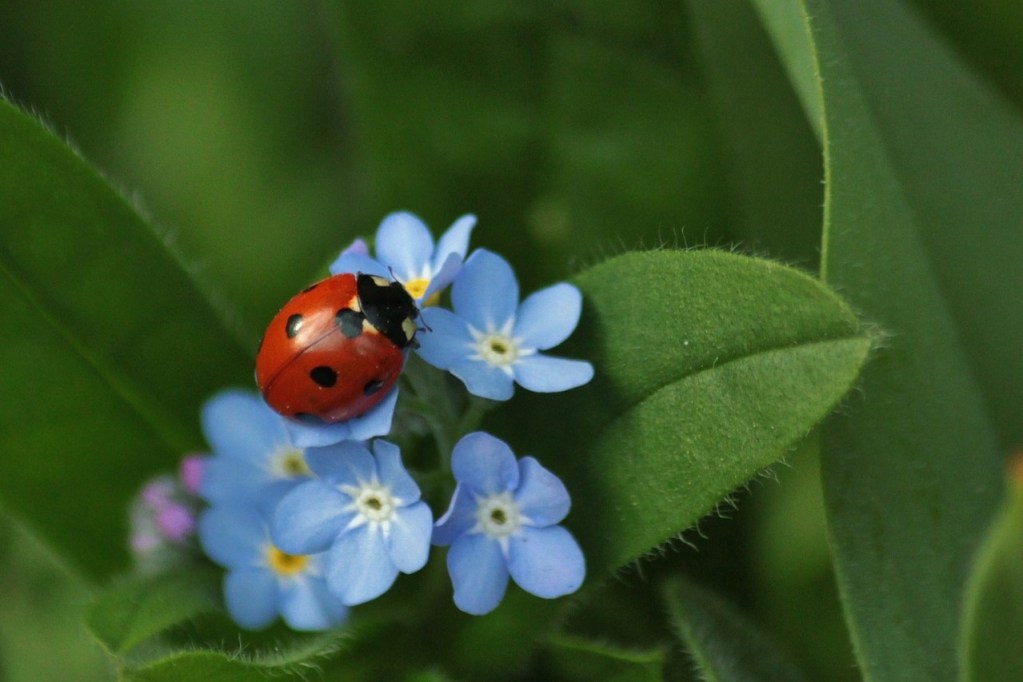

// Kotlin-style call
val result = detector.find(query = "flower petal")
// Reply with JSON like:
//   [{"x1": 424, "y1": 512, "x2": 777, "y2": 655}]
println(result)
[
  {"x1": 346, "y1": 387, "x2": 400, "y2": 441},
  {"x1": 422, "y1": 251, "x2": 462, "y2": 301},
  {"x1": 285, "y1": 416, "x2": 352, "y2": 448},
  {"x1": 451, "y1": 432, "x2": 520, "y2": 495},
  {"x1": 450, "y1": 357, "x2": 516, "y2": 401},
  {"x1": 447, "y1": 533, "x2": 509, "y2": 616},
  {"x1": 256, "y1": 479, "x2": 308, "y2": 517},
  {"x1": 272, "y1": 481, "x2": 351, "y2": 556},
  {"x1": 201, "y1": 390, "x2": 289, "y2": 462},
  {"x1": 431, "y1": 214, "x2": 476, "y2": 273},
  {"x1": 373, "y1": 440, "x2": 421, "y2": 503},
  {"x1": 327, "y1": 525, "x2": 399, "y2": 605},
  {"x1": 156, "y1": 502, "x2": 196, "y2": 542},
  {"x1": 224, "y1": 568, "x2": 279, "y2": 630},
  {"x1": 200, "y1": 456, "x2": 270, "y2": 507},
  {"x1": 386, "y1": 501, "x2": 433, "y2": 573},
  {"x1": 329, "y1": 251, "x2": 389, "y2": 278},
  {"x1": 313, "y1": 571, "x2": 352, "y2": 623},
  {"x1": 513, "y1": 283, "x2": 582, "y2": 350},
  {"x1": 451, "y1": 249, "x2": 519, "y2": 330},
  {"x1": 375, "y1": 212, "x2": 434, "y2": 281},
  {"x1": 513, "y1": 355, "x2": 594, "y2": 393},
  {"x1": 278, "y1": 575, "x2": 348, "y2": 631},
  {"x1": 284, "y1": 387, "x2": 398, "y2": 447},
  {"x1": 198, "y1": 506, "x2": 266, "y2": 569},
  {"x1": 304, "y1": 441, "x2": 376, "y2": 487},
  {"x1": 513, "y1": 457, "x2": 571, "y2": 527},
  {"x1": 179, "y1": 455, "x2": 206, "y2": 495},
  {"x1": 342, "y1": 237, "x2": 370, "y2": 257},
  {"x1": 416, "y1": 308, "x2": 475, "y2": 370},
  {"x1": 507, "y1": 526, "x2": 585, "y2": 599},
  {"x1": 432, "y1": 486, "x2": 477, "y2": 547}
]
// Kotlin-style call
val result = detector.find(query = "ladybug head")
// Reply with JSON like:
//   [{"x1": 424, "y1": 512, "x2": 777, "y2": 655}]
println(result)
[{"x1": 357, "y1": 274, "x2": 419, "y2": 349}]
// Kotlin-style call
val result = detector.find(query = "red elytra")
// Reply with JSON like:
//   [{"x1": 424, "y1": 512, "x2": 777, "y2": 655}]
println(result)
[{"x1": 255, "y1": 273, "x2": 417, "y2": 424}]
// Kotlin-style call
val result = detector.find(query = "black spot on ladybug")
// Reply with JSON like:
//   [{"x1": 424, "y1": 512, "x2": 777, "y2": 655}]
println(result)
[
  {"x1": 310, "y1": 366, "x2": 338, "y2": 388},
  {"x1": 301, "y1": 283, "x2": 319, "y2": 293},
  {"x1": 294, "y1": 412, "x2": 324, "y2": 425},
  {"x1": 363, "y1": 379, "x2": 384, "y2": 396},
  {"x1": 285, "y1": 314, "x2": 304, "y2": 339},
  {"x1": 336, "y1": 309, "x2": 364, "y2": 338}
]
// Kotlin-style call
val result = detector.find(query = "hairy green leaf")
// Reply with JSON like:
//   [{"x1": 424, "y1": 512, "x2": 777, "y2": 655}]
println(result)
[
  {"x1": 746, "y1": 0, "x2": 822, "y2": 141},
  {"x1": 687, "y1": 0, "x2": 823, "y2": 268},
  {"x1": 961, "y1": 461, "x2": 1023, "y2": 681},
  {"x1": 120, "y1": 632, "x2": 343, "y2": 682},
  {"x1": 758, "y1": 0, "x2": 1023, "y2": 447},
  {"x1": 748, "y1": 437, "x2": 858, "y2": 682},
  {"x1": 86, "y1": 570, "x2": 220, "y2": 658},
  {"x1": 759, "y1": 0, "x2": 1008, "y2": 677},
  {"x1": 0, "y1": 99, "x2": 252, "y2": 578},
  {"x1": 546, "y1": 635, "x2": 666, "y2": 682},
  {"x1": 665, "y1": 578, "x2": 807, "y2": 682},
  {"x1": 497, "y1": 249, "x2": 870, "y2": 573}
]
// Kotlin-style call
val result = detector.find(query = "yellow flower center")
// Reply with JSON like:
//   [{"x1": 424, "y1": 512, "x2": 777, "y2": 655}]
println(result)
[
  {"x1": 266, "y1": 546, "x2": 310, "y2": 576},
  {"x1": 403, "y1": 278, "x2": 430, "y2": 300}
]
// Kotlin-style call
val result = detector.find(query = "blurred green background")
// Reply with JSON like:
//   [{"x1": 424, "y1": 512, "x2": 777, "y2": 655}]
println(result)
[{"x1": 0, "y1": 1, "x2": 1020, "y2": 679}]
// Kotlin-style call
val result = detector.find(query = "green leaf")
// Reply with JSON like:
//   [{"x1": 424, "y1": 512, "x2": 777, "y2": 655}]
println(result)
[
  {"x1": 687, "y1": 0, "x2": 823, "y2": 268},
  {"x1": 402, "y1": 673, "x2": 456, "y2": 682},
  {"x1": 85, "y1": 570, "x2": 220, "y2": 658},
  {"x1": 761, "y1": 0, "x2": 1009, "y2": 677},
  {"x1": 545, "y1": 635, "x2": 667, "y2": 682},
  {"x1": 120, "y1": 632, "x2": 344, "y2": 682},
  {"x1": 496, "y1": 249, "x2": 871, "y2": 573},
  {"x1": 746, "y1": 0, "x2": 822, "y2": 141},
  {"x1": 86, "y1": 571, "x2": 346, "y2": 682},
  {"x1": 760, "y1": 0, "x2": 1023, "y2": 448},
  {"x1": 0, "y1": 98, "x2": 252, "y2": 578},
  {"x1": 748, "y1": 437, "x2": 859, "y2": 682},
  {"x1": 664, "y1": 578, "x2": 807, "y2": 682},
  {"x1": 961, "y1": 461, "x2": 1023, "y2": 682}
]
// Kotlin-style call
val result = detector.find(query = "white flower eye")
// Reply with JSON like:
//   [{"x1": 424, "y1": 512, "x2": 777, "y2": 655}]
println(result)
[
  {"x1": 352, "y1": 483, "x2": 398, "y2": 523},
  {"x1": 475, "y1": 492, "x2": 522, "y2": 539}
]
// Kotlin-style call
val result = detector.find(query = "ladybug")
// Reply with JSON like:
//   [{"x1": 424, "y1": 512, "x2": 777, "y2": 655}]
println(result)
[{"x1": 255, "y1": 273, "x2": 419, "y2": 424}]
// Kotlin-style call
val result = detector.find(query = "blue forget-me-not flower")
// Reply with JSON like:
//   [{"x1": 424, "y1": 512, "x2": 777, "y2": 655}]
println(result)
[
  {"x1": 198, "y1": 504, "x2": 348, "y2": 631},
  {"x1": 433, "y1": 431, "x2": 585, "y2": 615},
  {"x1": 330, "y1": 211, "x2": 476, "y2": 304},
  {"x1": 200, "y1": 390, "x2": 312, "y2": 513},
  {"x1": 272, "y1": 439, "x2": 434, "y2": 606},
  {"x1": 416, "y1": 249, "x2": 594, "y2": 401}
]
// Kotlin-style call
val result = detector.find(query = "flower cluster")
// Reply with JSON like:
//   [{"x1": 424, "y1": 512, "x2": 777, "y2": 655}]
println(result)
[
  {"x1": 194, "y1": 391, "x2": 348, "y2": 631},
  {"x1": 128, "y1": 456, "x2": 204, "y2": 573},
  {"x1": 145, "y1": 212, "x2": 593, "y2": 631}
]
